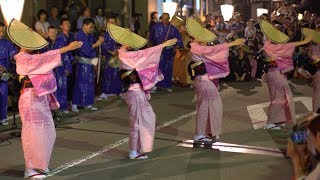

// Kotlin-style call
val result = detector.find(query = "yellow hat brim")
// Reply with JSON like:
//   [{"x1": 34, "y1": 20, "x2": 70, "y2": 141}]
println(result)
[
  {"x1": 260, "y1": 20, "x2": 290, "y2": 44},
  {"x1": 171, "y1": 14, "x2": 184, "y2": 28},
  {"x1": 107, "y1": 23, "x2": 147, "y2": 49},
  {"x1": 301, "y1": 28, "x2": 320, "y2": 43},
  {"x1": 7, "y1": 19, "x2": 48, "y2": 50},
  {"x1": 186, "y1": 18, "x2": 217, "y2": 43}
]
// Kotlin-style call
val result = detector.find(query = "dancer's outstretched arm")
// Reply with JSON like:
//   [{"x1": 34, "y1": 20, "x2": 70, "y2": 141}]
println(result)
[
  {"x1": 60, "y1": 41, "x2": 83, "y2": 54},
  {"x1": 161, "y1": 38, "x2": 177, "y2": 48},
  {"x1": 226, "y1": 38, "x2": 246, "y2": 47},
  {"x1": 293, "y1": 35, "x2": 313, "y2": 47}
]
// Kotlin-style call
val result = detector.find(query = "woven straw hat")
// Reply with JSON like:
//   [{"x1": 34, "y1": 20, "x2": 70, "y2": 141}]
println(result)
[
  {"x1": 301, "y1": 28, "x2": 320, "y2": 43},
  {"x1": 7, "y1": 19, "x2": 48, "y2": 50},
  {"x1": 235, "y1": 44, "x2": 254, "y2": 53},
  {"x1": 259, "y1": 20, "x2": 290, "y2": 44},
  {"x1": 171, "y1": 12, "x2": 184, "y2": 28},
  {"x1": 107, "y1": 23, "x2": 147, "y2": 49},
  {"x1": 186, "y1": 17, "x2": 217, "y2": 42}
]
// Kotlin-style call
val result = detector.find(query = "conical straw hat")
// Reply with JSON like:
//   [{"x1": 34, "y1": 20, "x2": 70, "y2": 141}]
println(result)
[
  {"x1": 259, "y1": 20, "x2": 290, "y2": 44},
  {"x1": 7, "y1": 19, "x2": 48, "y2": 50},
  {"x1": 186, "y1": 17, "x2": 217, "y2": 42},
  {"x1": 171, "y1": 12, "x2": 184, "y2": 28},
  {"x1": 301, "y1": 28, "x2": 320, "y2": 43},
  {"x1": 235, "y1": 44, "x2": 254, "y2": 53},
  {"x1": 107, "y1": 23, "x2": 147, "y2": 49}
]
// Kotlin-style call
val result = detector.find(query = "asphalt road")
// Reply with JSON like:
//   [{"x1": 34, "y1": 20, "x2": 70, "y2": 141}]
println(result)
[{"x1": 0, "y1": 79, "x2": 314, "y2": 180}]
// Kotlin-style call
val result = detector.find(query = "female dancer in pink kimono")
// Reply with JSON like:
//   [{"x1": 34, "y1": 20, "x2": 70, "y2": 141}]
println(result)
[
  {"x1": 263, "y1": 37, "x2": 312, "y2": 130},
  {"x1": 118, "y1": 38, "x2": 177, "y2": 159},
  {"x1": 188, "y1": 38, "x2": 245, "y2": 142},
  {"x1": 15, "y1": 42, "x2": 82, "y2": 178},
  {"x1": 310, "y1": 42, "x2": 320, "y2": 115}
]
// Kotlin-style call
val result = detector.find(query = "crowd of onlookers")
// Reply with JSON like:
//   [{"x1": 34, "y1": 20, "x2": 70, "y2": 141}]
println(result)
[{"x1": 200, "y1": 3, "x2": 320, "y2": 83}]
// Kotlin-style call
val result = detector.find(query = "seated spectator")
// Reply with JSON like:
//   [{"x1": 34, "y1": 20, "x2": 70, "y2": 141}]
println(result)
[
  {"x1": 226, "y1": 27, "x2": 239, "y2": 42},
  {"x1": 35, "y1": 9, "x2": 50, "y2": 38},
  {"x1": 287, "y1": 115, "x2": 320, "y2": 180},
  {"x1": 232, "y1": 45, "x2": 252, "y2": 82},
  {"x1": 244, "y1": 19, "x2": 256, "y2": 39}
]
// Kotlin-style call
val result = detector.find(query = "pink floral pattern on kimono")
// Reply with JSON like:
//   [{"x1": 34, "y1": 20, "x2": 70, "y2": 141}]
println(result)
[
  {"x1": 263, "y1": 40, "x2": 296, "y2": 73},
  {"x1": 190, "y1": 43, "x2": 230, "y2": 79},
  {"x1": 119, "y1": 44, "x2": 164, "y2": 90},
  {"x1": 15, "y1": 50, "x2": 62, "y2": 109}
]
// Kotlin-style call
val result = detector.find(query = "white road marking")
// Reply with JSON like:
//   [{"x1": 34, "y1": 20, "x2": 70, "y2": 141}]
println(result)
[
  {"x1": 177, "y1": 140, "x2": 284, "y2": 157},
  {"x1": 46, "y1": 111, "x2": 196, "y2": 177},
  {"x1": 247, "y1": 96, "x2": 312, "y2": 129}
]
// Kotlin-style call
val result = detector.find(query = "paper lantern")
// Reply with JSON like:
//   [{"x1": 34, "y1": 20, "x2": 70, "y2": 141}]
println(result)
[
  {"x1": 220, "y1": 4, "x2": 234, "y2": 21},
  {"x1": 257, "y1": 8, "x2": 268, "y2": 18},
  {"x1": 0, "y1": 0, "x2": 25, "y2": 25},
  {"x1": 162, "y1": 1, "x2": 178, "y2": 20}
]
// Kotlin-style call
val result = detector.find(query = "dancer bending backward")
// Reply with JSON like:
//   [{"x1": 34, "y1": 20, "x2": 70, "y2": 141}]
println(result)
[
  {"x1": 259, "y1": 20, "x2": 313, "y2": 130},
  {"x1": 186, "y1": 17, "x2": 245, "y2": 142},
  {"x1": 107, "y1": 23, "x2": 177, "y2": 159},
  {"x1": 8, "y1": 19, "x2": 82, "y2": 179}
]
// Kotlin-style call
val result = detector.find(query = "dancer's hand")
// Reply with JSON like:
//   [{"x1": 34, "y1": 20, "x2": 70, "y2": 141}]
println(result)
[
  {"x1": 68, "y1": 41, "x2": 83, "y2": 50},
  {"x1": 162, "y1": 38, "x2": 177, "y2": 47},
  {"x1": 234, "y1": 38, "x2": 246, "y2": 46},
  {"x1": 60, "y1": 41, "x2": 83, "y2": 54},
  {"x1": 227, "y1": 38, "x2": 246, "y2": 47}
]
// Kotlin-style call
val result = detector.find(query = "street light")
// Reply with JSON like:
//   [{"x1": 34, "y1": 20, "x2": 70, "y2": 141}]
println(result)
[
  {"x1": 220, "y1": 4, "x2": 234, "y2": 21},
  {"x1": 257, "y1": 8, "x2": 268, "y2": 18},
  {"x1": 298, "y1": 13, "x2": 303, "y2": 20},
  {"x1": 0, "y1": 0, "x2": 25, "y2": 25},
  {"x1": 163, "y1": 1, "x2": 178, "y2": 20}
]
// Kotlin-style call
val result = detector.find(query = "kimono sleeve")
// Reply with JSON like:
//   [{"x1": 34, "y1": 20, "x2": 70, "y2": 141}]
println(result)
[
  {"x1": 122, "y1": 45, "x2": 163, "y2": 70},
  {"x1": 15, "y1": 50, "x2": 62, "y2": 75},
  {"x1": 191, "y1": 43, "x2": 229, "y2": 62}
]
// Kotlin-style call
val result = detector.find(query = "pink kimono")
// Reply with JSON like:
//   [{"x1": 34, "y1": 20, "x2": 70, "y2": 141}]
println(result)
[
  {"x1": 190, "y1": 43, "x2": 230, "y2": 137},
  {"x1": 118, "y1": 45, "x2": 163, "y2": 153},
  {"x1": 15, "y1": 50, "x2": 62, "y2": 171},
  {"x1": 311, "y1": 44, "x2": 320, "y2": 114},
  {"x1": 263, "y1": 40, "x2": 296, "y2": 124}
]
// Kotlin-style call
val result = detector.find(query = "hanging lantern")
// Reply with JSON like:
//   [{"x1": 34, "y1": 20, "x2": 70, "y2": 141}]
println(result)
[
  {"x1": 0, "y1": 0, "x2": 25, "y2": 25},
  {"x1": 162, "y1": 1, "x2": 178, "y2": 20},
  {"x1": 257, "y1": 8, "x2": 268, "y2": 18},
  {"x1": 220, "y1": 4, "x2": 234, "y2": 21},
  {"x1": 298, "y1": 13, "x2": 303, "y2": 20}
]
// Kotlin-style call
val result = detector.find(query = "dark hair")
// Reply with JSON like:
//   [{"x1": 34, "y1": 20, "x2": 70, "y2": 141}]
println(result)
[
  {"x1": 162, "y1": 13, "x2": 170, "y2": 18},
  {"x1": 83, "y1": 18, "x2": 95, "y2": 26},
  {"x1": 47, "y1": 25, "x2": 56, "y2": 31},
  {"x1": 50, "y1": 5, "x2": 57, "y2": 11},
  {"x1": 95, "y1": 7, "x2": 103, "y2": 15},
  {"x1": 60, "y1": 18, "x2": 70, "y2": 25},
  {"x1": 0, "y1": 22, "x2": 4, "y2": 27},
  {"x1": 150, "y1": 11, "x2": 157, "y2": 20},
  {"x1": 37, "y1": 9, "x2": 48, "y2": 20},
  {"x1": 82, "y1": 7, "x2": 90, "y2": 14},
  {"x1": 107, "y1": 14, "x2": 117, "y2": 21},
  {"x1": 309, "y1": 115, "x2": 320, "y2": 136}
]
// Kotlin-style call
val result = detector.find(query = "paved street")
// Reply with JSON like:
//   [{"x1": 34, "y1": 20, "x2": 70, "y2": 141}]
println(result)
[{"x1": 0, "y1": 79, "x2": 314, "y2": 180}]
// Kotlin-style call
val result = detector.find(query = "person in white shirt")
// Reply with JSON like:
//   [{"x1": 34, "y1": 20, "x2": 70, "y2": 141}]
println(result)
[
  {"x1": 34, "y1": 9, "x2": 50, "y2": 38},
  {"x1": 244, "y1": 19, "x2": 256, "y2": 39}
]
